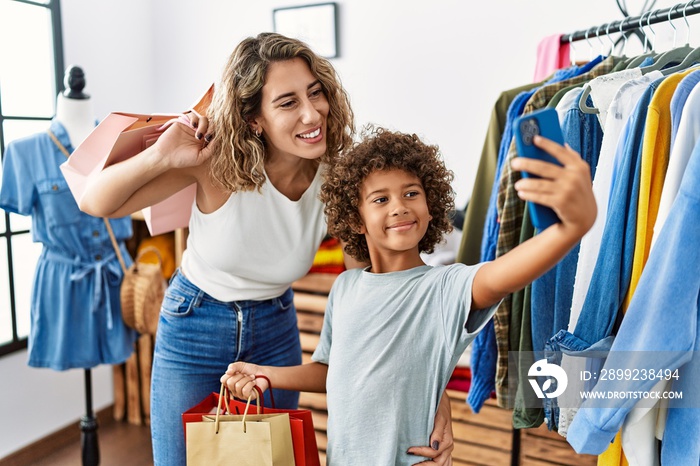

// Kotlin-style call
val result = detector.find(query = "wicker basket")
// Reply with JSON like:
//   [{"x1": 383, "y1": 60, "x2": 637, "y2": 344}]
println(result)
[{"x1": 120, "y1": 247, "x2": 166, "y2": 335}]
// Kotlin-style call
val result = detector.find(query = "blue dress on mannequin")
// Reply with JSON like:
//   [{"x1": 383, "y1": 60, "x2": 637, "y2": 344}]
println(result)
[{"x1": 0, "y1": 120, "x2": 137, "y2": 370}]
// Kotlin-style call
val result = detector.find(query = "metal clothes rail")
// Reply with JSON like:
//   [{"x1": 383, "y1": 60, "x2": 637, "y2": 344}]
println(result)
[{"x1": 561, "y1": 1, "x2": 700, "y2": 43}]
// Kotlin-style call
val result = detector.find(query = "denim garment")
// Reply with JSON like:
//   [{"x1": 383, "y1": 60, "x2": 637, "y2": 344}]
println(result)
[
  {"x1": 0, "y1": 120, "x2": 136, "y2": 370},
  {"x1": 468, "y1": 56, "x2": 606, "y2": 413},
  {"x1": 528, "y1": 92, "x2": 602, "y2": 429},
  {"x1": 542, "y1": 80, "x2": 658, "y2": 435},
  {"x1": 531, "y1": 90, "x2": 602, "y2": 356},
  {"x1": 541, "y1": 331, "x2": 615, "y2": 430},
  {"x1": 670, "y1": 68, "x2": 700, "y2": 150},
  {"x1": 568, "y1": 71, "x2": 664, "y2": 340},
  {"x1": 573, "y1": 78, "x2": 664, "y2": 344},
  {"x1": 566, "y1": 137, "x2": 700, "y2": 462},
  {"x1": 150, "y1": 270, "x2": 302, "y2": 466}
]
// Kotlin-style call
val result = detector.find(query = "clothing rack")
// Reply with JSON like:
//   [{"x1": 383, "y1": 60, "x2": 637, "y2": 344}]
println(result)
[
  {"x1": 491, "y1": 4, "x2": 700, "y2": 465},
  {"x1": 561, "y1": 1, "x2": 700, "y2": 43},
  {"x1": 515, "y1": 5, "x2": 700, "y2": 464}
]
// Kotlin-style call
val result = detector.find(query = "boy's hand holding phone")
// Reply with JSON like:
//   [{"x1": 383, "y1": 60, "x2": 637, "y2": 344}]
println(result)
[
  {"x1": 512, "y1": 110, "x2": 596, "y2": 237},
  {"x1": 513, "y1": 107, "x2": 567, "y2": 230}
]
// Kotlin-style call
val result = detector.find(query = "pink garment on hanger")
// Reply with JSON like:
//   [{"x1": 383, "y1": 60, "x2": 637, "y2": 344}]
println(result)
[{"x1": 533, "y1": 34, "x2": 571, "y2": 82}]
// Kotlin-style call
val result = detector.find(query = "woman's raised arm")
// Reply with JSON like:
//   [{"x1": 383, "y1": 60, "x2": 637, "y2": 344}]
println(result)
[{"x1": 79, "y1": 114, "x2": 213, "y2": 218}]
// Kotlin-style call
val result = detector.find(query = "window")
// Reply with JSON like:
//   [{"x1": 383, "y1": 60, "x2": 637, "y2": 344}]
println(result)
[{"x1": 0, "y1": 0, "x2": 64, "y2": 356}]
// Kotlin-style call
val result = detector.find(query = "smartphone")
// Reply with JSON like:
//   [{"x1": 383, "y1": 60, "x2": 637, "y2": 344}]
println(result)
[{"x1": 513, "y1": 107, "x2": 565, "y2": 230}]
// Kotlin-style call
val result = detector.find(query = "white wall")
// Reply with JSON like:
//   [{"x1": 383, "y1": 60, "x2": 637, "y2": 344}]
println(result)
[
  {"x1": 3, "y1": 0, "x2": 699, "y2": 458},
  {"x1": 60, "y1": 0, "x2": 700, "y2": 207},
  {"x1": 0, "y1": 352, "x2": 113, "y2": 458}
]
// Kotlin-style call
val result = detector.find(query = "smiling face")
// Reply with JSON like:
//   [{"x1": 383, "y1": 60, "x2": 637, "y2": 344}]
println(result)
[
  {"x1": 251, "y1": 57, "x2": 329, "y2": 164},
  {"x1": 357, "y1": 168, "x2": 433, "y2": 269}
]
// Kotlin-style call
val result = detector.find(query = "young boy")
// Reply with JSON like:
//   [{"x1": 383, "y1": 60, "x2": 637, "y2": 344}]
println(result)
[{"x1": 221, "y1": 127, "x2": 596, "y2": 464}]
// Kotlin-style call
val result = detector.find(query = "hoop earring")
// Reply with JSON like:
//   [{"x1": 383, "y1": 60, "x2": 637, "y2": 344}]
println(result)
[{"x1": 255, "y1": 128, "x2": 262, "y2": 138}]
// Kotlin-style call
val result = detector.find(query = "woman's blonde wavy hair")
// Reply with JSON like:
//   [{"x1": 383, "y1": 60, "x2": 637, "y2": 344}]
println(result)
[{"x1": 207, "y1": 32, "x2": 354, "y2": 192}]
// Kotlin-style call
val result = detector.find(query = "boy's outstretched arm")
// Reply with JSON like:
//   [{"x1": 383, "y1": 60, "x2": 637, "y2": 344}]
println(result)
[
  {"x1": 221, "y1": 361, "x2": 328, "y2": 400},
  {"x1": 472, "y1": 135, "x2": 597, "y2": 310}
]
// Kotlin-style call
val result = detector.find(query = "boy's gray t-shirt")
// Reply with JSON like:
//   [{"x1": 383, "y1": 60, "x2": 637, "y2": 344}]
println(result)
[{"x1": 312, "y1": 263, "x2": 497, "y2": 465}]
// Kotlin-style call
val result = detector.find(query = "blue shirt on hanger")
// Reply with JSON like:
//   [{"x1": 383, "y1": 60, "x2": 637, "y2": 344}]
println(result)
[
  {"x1": 566, "y1": 134, "x2": 700, "y2": 464},
  {"x1": 530, "y1": 90, "x2": 603, "y2": 429},
  {"x1": 544, "y1": 77, "x2": 663, "y2": 370},
  {"x1": 670, "y1": 68, "x2": 700, "y2": 149},
  {"x1": 576, "y1": 77, "x2": 663, "y2": 343}
]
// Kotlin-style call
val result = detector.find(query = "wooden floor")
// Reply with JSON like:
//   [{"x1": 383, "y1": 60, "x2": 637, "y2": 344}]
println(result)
[
  {"x1": 1, "y1": 404, "x2": 595, "y2": 466},
  {"x1": 0, "y1": 411, "x2": 153, "y2": 466}
]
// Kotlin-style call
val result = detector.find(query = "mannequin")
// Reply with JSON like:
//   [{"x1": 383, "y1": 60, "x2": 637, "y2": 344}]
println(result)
[
  {"x1": 0, "y1": 65, "x2": 137, "y2": 466},
  {"x1": 55, "y1": 66, "x2": 96, "y2": 147},
  {"x1": 57, "y1": 65, "x2": 101, "y2": 466}
]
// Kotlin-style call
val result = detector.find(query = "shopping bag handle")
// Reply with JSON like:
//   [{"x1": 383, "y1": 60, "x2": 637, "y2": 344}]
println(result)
[
  {"x1": 214, "y1": 385, "x2": 258, "y2": 434},
  {"x1": 255, "y1": 375, "x2": 275, "y2": 408}
]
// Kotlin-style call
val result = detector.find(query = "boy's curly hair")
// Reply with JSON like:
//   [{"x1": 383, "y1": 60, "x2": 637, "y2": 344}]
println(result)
[{"x1": 321, "y1": 126, "x2": 455, "y2": 263}]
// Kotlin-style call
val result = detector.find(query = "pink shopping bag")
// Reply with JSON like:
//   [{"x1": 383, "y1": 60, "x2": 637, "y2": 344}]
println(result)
[{"x1": 60, "y1": 84, "x2": 213, "y2": 235}]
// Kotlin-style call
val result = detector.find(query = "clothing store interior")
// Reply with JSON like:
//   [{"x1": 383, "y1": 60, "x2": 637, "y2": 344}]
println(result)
[{"x1": 2, "y1": 0, "x2": 700, "y2": 465}]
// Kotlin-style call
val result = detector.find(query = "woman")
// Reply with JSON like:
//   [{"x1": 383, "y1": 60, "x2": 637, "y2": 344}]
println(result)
[{"x1": 80, "y1": 33, "x2": 454, "y2": 466}]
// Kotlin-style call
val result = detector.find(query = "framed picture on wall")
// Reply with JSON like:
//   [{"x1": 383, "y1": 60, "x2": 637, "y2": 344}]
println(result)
[{"x1": 273, "y1": 3, "x2": 339, "y2": 58}]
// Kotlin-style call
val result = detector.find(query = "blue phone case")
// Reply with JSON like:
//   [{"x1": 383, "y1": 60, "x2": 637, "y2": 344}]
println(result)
[{"x1": 513, "y1": 107, "x2": 565, "y2": 230}]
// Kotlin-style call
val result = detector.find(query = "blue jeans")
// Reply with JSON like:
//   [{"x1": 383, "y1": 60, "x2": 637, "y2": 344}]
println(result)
[
  {"x1": 543, "y1": 330, "x2": 614, "y2": 429},
  {"x1": 150, "y1": 270, "x2": 302, "y2": 466}
]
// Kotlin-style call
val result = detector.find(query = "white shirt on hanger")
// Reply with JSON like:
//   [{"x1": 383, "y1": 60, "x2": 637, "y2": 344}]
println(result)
[{"x1": 588, "y1": 68, "x2": 645, "y2": 128}]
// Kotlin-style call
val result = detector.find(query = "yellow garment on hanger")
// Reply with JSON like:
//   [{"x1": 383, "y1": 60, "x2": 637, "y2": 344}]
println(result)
[
  {"x1": 598, "y1": 432, "x2": 629, "y2": 466},
  {"x1": 624, "y1": 67, "x2": 695, "y2": 306}
]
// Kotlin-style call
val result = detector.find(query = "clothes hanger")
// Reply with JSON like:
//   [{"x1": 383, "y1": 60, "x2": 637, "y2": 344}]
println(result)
[
  {"x1": 585, "y1": 27, "x2": 595, "y2": 63},
  {"x1": 616, "y1": 19, "x2": 632, "y2": 64},
  {"x1": 568, "y1": 27, "x2": 592, "y2": 67},
  {"x1": 640, "y1": 4, "x2": 694, "y2": 74},
  {"x1": 658, "y1": 1, "x2": 700, "y2": 75},
  {"x1": 616, "y1": 0, "x2": 656, "y2": 67},
  {"x1": 626, "y1": 11, "x2": 658, "y2": 68},
  {"x1": 595, "y1": 23, "x2": 607, "y2": 58},
  {"x1": 569, "y1": 32, "x2": 577, "y2": 67},
  {"x1": 580, "y1": 23, "x2": 616, "y2": 115},
  {"x1": 606, "y1": 21, "x2": 619, "y2": 59}
]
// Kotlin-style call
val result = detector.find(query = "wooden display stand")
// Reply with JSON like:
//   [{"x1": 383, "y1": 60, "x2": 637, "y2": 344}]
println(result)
[
  {"x1": 112, "y1": 217, "x2": 185, "y2": 426},
  {"x1": 291, "y1": 273, "x2": 598, "y2": 466}
]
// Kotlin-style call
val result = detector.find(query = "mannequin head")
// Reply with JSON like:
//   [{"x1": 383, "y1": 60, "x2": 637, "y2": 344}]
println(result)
[
  {"x1": 55, "y1": 65, "x2": 95, "y2": 147},
  {"x1": 63, "y1": 65, "x2": 90, "y2": 100},
  {"x1": 207, "y1": 32, "x2": 354, "y2": 193}
]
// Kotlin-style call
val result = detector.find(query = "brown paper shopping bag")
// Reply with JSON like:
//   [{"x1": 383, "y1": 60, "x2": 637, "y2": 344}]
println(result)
[
  {"x1": 183, "y1": 377, "x2": 320, "y2": 465},
  {"x1": 185, "y1": 385, "x2": 295, "y2": 466}
]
